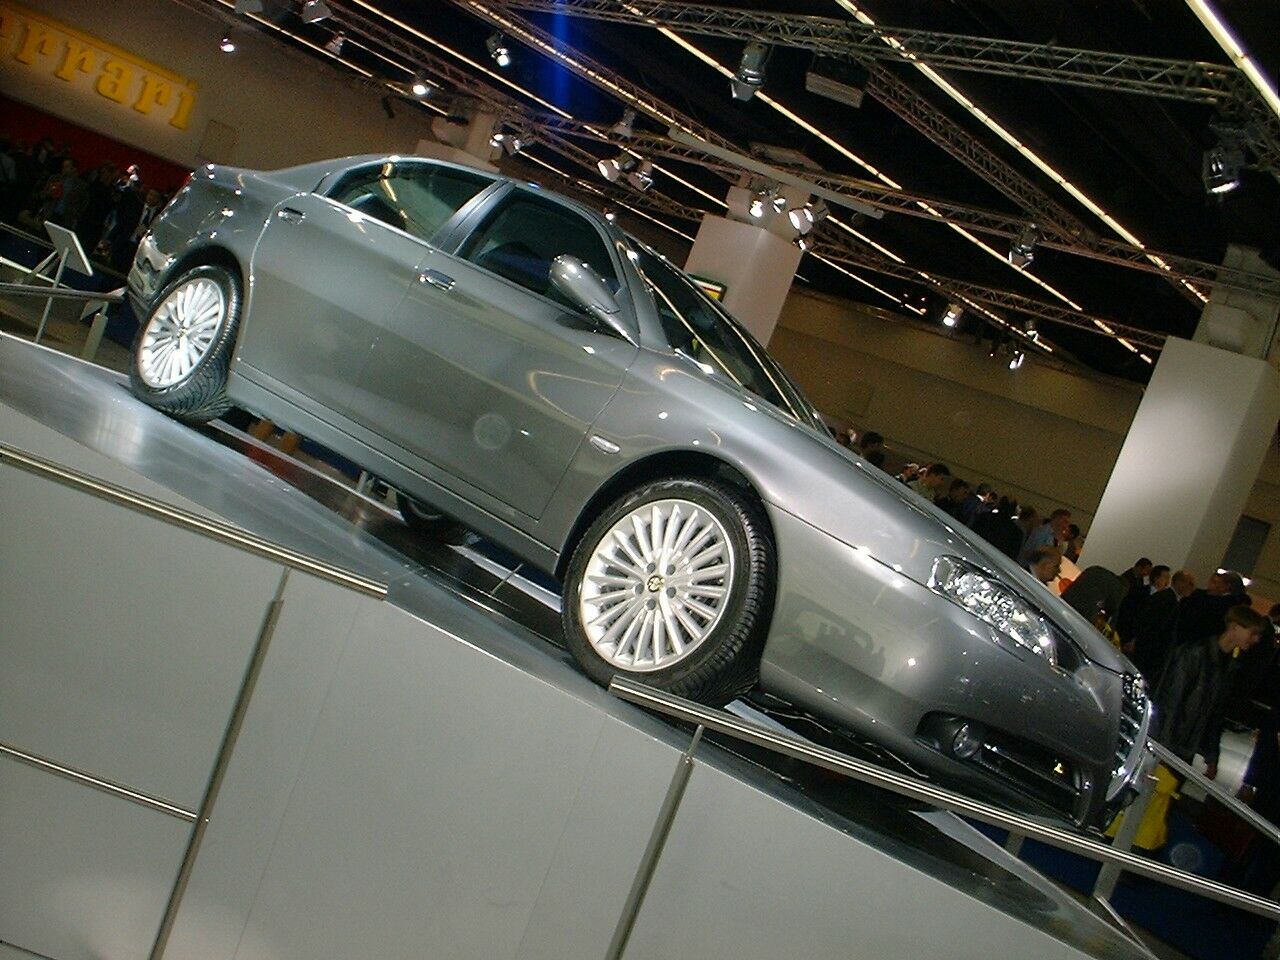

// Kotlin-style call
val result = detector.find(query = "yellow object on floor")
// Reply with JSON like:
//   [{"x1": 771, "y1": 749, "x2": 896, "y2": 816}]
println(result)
[{"x1": 1105, "y1": 764, "x2": 1180, "y2": 851}]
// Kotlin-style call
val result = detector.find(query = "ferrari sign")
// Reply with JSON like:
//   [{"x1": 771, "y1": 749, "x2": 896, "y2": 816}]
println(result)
[{"x1": 0, "y1": 2, "x2": 197, "y2": 130}]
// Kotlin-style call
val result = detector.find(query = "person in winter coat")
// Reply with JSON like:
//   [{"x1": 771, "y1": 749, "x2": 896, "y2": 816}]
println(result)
[{"x1": 1153, "y1": 604, "x2": 1267, "y2": 778}]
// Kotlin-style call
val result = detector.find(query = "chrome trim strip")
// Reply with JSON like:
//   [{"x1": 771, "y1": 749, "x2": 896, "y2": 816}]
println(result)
[
  {"x1": 150, "y1": 569, "x2": 290, "y2": 960},
  {"x1": 609, "y1": 677, "x2": 1280, "y2": 922},
  {"x1": 0, "y1": 441, "x2": 388, "y2": 599},
  {"x1": 0, "y1": 741, "x2": 197, "y2": 822}
]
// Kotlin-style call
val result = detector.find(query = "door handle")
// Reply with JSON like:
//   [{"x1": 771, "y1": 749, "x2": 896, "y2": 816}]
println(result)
[
  {"x1": 418, "y1": 268, "x2": 456, "y2": 291},
  {"x1": 277, "y1": 207, "x2": 306, "y2": 224}
]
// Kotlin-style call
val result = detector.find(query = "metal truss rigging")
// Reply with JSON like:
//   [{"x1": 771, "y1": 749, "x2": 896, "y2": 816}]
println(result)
[
  {"x1": 462, "y1": 1, "x2": 1214, "y2": 310},
  {"x1": 488, "y1": 0, "x2": 1279, "y2": 157},
  {"x1": 487, "y1": 0, "x2": 1239, "y2": 100}
]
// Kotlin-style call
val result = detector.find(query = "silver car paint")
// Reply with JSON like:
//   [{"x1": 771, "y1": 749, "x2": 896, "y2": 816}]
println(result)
[{"x1": 129, "y1": 155, "x2": 1134, "y2": 820}]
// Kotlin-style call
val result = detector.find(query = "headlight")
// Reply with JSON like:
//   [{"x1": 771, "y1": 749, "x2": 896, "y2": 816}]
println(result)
[{"x1": 929, "y1": 556, "x2": 1057, "y2": 666}]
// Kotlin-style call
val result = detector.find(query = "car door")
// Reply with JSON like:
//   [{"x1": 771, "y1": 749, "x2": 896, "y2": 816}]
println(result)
[
  {"x1": 353, "y1": 186, "x2": 638, "y2": 521},
  {"x1": 236, "y1": 160, "x2": 495, "y2": 420}
]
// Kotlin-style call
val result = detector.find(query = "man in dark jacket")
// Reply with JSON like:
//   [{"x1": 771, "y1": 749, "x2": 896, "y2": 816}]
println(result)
[
  {"x1": 1175, "y1": 570, "x2": 1250, "y2": 648},
  {"x1": 1153, "y1": 604, "x2": 1266, "y2": 778},
  {"x1": 1131, "y1": 568, "x2": 1194, "y2": 685}
]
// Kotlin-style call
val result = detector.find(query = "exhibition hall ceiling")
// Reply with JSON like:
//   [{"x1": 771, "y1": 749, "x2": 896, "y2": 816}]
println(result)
[{"x1": 200, "y1": 0, "x2": 1280, "y2": 380}]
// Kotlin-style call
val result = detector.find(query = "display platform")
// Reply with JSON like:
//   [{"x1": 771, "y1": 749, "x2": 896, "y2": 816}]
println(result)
[{"x1": 0, "y1": 333, "x2": 1151, "y2": 960}]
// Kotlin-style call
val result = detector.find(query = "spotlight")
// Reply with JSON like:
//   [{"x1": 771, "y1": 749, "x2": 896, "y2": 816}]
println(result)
[
  {"x1": 219, "y1": 33, "x2": 236, "y2": 53},
  {"x1": 770, "y1": 193, "x2": 787, "y2": 214},
  {"x1": 300, "y1": 0, "x2": 333, "y2": 24},
  {"x1": 411, "y1": 71, "x2": 432, "y2": 97},
  {"x1": 788, "y1": 200, "x2": 828, "y2": 233},
  {"x1": 942, "y1": 302, "x2": 963, "y2": 328},
  {"x1": 610, "y1": 108, "x2": 637, "y2": 139},
  {"x1": 625, "y1": 160, "x2": 654, "y2": 192},
  {"x1": 597, "y1": 153, "x2": 637, "y2": 182},
  {"x1": 731, "y1": 41, "x2": 769, "y2": 101},
  {"x1": 795, "y1": 235, "x2": 814, "y2": 252},
  {"x1": 325, "y1": 31, "x2": 345, "y2": 55},
  {"x1": 487, "y1": 32, "x2": 512, "y2": 68},
  {"x1": 489, "y1": 131, "x2": 526, "y2": 155},
  {"x1": 1008, "y1": 222, "x2": 1038, "y2": 268},
  {"x1": 1203, "y1": 142, "x2": 1243, "y2": 195},
  {"x1": 748, "y1": 196, "x2": 765, "y2": 218},
  {"x1": 1009, "y1": 351, "x2": 1025, "y2": 370},
  {"x1": 604, "y1": 209, "x2": 617, "y2": 222}
]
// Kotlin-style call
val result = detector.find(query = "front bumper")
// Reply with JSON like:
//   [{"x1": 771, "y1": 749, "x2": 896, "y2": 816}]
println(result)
[{"x1": 758, "y1": 502, "x2": 1126, "y2": 824}]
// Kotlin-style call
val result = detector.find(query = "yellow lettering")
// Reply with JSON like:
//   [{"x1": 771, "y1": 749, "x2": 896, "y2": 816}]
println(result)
[
  {"x1": 133, "y1": 73, "x2": 172, "y2": 115},
  {"x1": 14, "y1": 21, "x2": 58, "y2": 64},
  {"x1": 95, "y1": 57, "x2": 134, "y2": 103},
  {"x1": 55, "y1": 37, "x2": 97, "y2": 81},
  {"x1": 169, "y1": 86, "x2": 195, "y2": 130}
]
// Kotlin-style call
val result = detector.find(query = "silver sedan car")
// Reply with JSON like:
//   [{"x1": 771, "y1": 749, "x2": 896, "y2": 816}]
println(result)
[{"x1": 127, "y1": 154, "x2": 1148, "y2": 824}]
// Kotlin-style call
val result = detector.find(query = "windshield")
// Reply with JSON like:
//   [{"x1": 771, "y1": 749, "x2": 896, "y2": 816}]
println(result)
[{"x1": 628, "y1": 241, "x2": 825, "y2": 433}]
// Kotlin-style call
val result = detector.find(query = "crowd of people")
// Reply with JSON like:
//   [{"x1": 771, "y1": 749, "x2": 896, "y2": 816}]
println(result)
[{"x1": 0, "y1": 137, "x2": 170, "y2": 273}]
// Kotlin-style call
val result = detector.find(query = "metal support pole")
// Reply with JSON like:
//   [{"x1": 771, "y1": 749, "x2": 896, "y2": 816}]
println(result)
[
  {"x1": 81, "y1": 310, "x2": 109, "y2": 362},
  {"x1": 1093, "y1": 767, "x2": 1159, "y2": 901},
  {"x1": 21, "y1": 250, "x2": 57, "y2": 285},
  {"x1": 34, "y1": 254, "x2": 68, "y2": 345},
  {"x1": 605, "y1": 724, "x2": 705, "y2": 960},
  {"x1": 1004, "y1": 831, "x2": 1025, "y2": 857}
]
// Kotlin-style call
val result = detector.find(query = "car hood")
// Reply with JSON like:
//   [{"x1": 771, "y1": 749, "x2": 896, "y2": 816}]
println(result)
[{"x1": 789, "y1": 429, "x2": 1134, "y2": 678}]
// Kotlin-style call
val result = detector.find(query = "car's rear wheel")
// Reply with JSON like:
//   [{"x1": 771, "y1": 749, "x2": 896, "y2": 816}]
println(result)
[
  {"x1": 130, "y1": 264, "x2": 239, "y2": 423},
  {"x1": 396, "y1": 490, "x2": 456, "y2": 535},
  {"x1": 562, "y1": 477, "x2": 774, "y2": 705}
]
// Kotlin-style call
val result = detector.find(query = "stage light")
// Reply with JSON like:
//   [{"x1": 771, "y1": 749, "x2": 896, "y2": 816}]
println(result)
[
  {"x1": 604, "y1": 209, "x2": 617, "y2": 222},
  {"x1": 411, "y1": 71, "x2": 432, "y2": 97},
  {"x1": 1008, "y1": 222, "x2": 1038, "y2": 268},
  {"x1": 219, "y1": 33, "x2": 236, "y2": 53},
  {"x1": 487, "y1": 32, "x2": 513, "y2": 68},
  {"x1": 625, "y1": 160, "x2": 654, "y2": 192},
  {"x1": 1009, "y1": 351, "x2": 1025, "y2": 370},
  {"x1": 489, "y1": 131, "x2": 526, "y2": 155},
  {"x1": 301, "y1": 0, "x2": 333, "y2": 24},
  {"x1": 795, "y1": 235, "x2": 814, "y2": 252},
  {"x1": 788, "y1": 200, "x2": 829, "y2": 233},
  {"x1": 1203, "y1": 141, "x2": 1243, "y2": 194},
  {"x1": 748, "y1": 196, "x2": 765, "y2": 218},
  {"x1": 610, "y1": 108, "x2": 637, "y2": 138},
  {"x1": 598, "y1": 153, "x2": 637, "y2": 182},
  {"x1": 325, "y1": 31, "x2": 345, "y2": 54},
  {"x1": 731, "y1": 41, "x2": 769, "y2": 101},
  {"x1": 770, "y1": 193, "x2": 787, "y2": 214},
  {"x1": 942, "y1": 302, "x2": 963, "y2": 327}
]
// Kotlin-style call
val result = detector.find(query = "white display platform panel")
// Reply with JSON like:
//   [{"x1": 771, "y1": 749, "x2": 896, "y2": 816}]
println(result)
[{"x1": 0, "y1": 335, "x2": 1145, "y2": 960}]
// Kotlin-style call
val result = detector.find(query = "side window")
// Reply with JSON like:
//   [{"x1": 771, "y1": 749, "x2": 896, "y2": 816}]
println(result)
[
  {"x1": 327, "y1": 163, "x2": 490, "y2": 244},
  {"x1": 457, "y1": 194, "x2": 618, "y2": 304}
]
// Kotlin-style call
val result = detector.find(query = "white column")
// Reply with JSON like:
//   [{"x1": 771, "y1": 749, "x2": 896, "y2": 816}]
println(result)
[
  {"x1": 414, "y1": 107, "x2": 499, "y2": 172},
  {"x1": 1079, "y1": 335, "x2": 1280, "y2": 577}
]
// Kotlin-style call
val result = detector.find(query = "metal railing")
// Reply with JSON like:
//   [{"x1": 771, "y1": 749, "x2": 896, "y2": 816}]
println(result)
[{"x1": 608, "y1": 676, "x2": 1280, "y2": 926}]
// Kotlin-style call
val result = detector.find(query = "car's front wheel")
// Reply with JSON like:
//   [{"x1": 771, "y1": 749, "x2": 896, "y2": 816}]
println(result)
[
  {"x1": 562, "y1": 477, "x2": 774, "y2": 705},
  {"x1": 129, "y1": 264, "x2": 240, "y2": 423}
]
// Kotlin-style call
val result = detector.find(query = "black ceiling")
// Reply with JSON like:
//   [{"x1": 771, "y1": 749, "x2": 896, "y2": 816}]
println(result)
[{"x1": 252, "y1": 0, "x2": 1280, "y2": 381}]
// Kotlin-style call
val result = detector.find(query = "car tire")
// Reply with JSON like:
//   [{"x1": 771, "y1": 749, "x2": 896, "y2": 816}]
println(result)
[
  {"x1": 396, "y1": 490, "x2": 456, "y2": 535},
  {"x1": 562, "y1": 477, "x2": 774, "y2": 705},
  {"x1": 129, "y1": 264, "x2": 240, "y2": 423}
]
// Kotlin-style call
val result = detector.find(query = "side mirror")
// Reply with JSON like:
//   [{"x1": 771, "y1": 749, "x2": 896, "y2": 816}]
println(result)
[{"x1": 549, "y1": 255, "x2": 634, "y2": 344}]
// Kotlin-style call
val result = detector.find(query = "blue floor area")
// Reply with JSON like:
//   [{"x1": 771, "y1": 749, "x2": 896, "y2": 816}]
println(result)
[{"x1": 976, "y1": 812, "x2": 1276, "y2": 960}]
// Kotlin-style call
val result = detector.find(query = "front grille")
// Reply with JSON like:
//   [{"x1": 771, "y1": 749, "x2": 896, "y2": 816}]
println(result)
[{"x1": 1107, "y1": 673, "x2": 1151, "y2": 800}]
